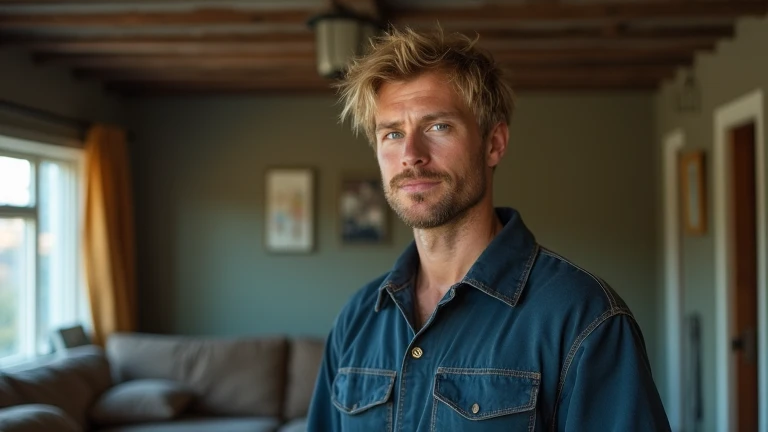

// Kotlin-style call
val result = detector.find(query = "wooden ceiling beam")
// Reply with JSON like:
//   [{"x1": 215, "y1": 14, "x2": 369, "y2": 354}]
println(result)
[
  {"x1": 0, "y1": 32, "x2": 317, "y2": 55},
  {"x1": 0, "y1": 2, "x2": 762, "y2": 29},
  {"x1": 105, "y1": 79, "x2": 335, "y2": 93},
  {"x1": 40, "y1": 44, "x2": 697, "y2": 71},
  {"x1": 394, "y1": 1, "x2": 768, "y2": 22},
  {"x1": 0, "y1": 32, "x2": 315, "y2": 44},
  {"x1": 495, "y1": 48, "x2": 693, "y2": 66},
  {"x1": 18, "y1": 39, "x2": 709, "y2": 57},
  {"x1": 0, "y1": 24, "x2": 731, "y2": 53},
  {"x1": 34, "y1": 53, "x2": 317, "y2": 69},
  {"x1": 336, "y1": 0, "x2": 382, "y2": 20},
  {"x1": 12, "y1": 40, "x2": 316, "y2": 55},
  {"x1": 0, "y1": 8, "x2": 318, "y2": 28},
  {"x1": 472, "y1": 24, "x2": 733, "y2": 41},
  {"x1": 105, "y1": 74, "x2": 660, "y2": 95},
  {"x1": 65, "y1": 47, "x2": 692, "y2": 80},
  {"x1": 479, "y1": 36, "x2": 717, "y2": 51},
  {"x1": 80, "y1": 64, "x2": 675, "y2": 83},
  {"x1": 73, "y1": 68, "x2": 324, "y2": 81}
]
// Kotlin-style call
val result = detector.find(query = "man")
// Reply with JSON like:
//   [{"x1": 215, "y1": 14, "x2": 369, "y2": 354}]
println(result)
[{"x1": 307, "y1": 27, "x2": 670, "y2": 431}]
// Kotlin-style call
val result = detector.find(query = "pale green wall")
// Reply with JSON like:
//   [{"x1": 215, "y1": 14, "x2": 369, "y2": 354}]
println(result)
[
  {"x1": 655, "y1": 14, "x2": 768, "y2": 432},
  {"x1": 125, "y1": 92, "x2": 660, "y2": 374}
]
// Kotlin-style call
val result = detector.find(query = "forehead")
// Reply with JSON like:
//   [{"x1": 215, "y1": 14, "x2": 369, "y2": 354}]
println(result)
[{"x1": 374, "y1": 72, "x2": 469, "y2": 121}]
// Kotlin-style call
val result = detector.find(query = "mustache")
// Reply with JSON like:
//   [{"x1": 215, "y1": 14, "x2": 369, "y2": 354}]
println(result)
[{"x1": 389, "y1": 169, "x2": 451, "y2": 189}]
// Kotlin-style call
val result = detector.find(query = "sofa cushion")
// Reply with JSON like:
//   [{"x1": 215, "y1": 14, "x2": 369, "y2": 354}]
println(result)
[
  {"x1": 107, "y1": 333, "x2": 288, "y2": 417},
  {"x1": 96, "y1": 416, "x2": 280, "y2": 432},
  {"x1": 90, "y1": 379, "x2": 195, "y2": 426},
  {"x1": 0, "y1": 404, "x2": 82, "y2": 432},
  {"x1": 283, "y1": 338, "x2": 324, "y2": 420},
  {"x1": 0, "y1": 347, "x2": 111, "y2": 427},
  {"x1": 0, "y1": 373, "x2": 23, "y2": 408}
]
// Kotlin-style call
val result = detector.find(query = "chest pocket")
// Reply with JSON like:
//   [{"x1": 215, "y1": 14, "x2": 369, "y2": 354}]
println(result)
[
  {"x1": 432, "y1": 367, "x2": 540, "y2": 432},
  {"x1": 332, "y1": 367, "x2": 396, "y2": 432}
]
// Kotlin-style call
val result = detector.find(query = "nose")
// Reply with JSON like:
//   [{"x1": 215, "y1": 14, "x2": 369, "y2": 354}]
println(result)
[{"x1": 401, "y1": 132, "x2": 429, "y2": 168}]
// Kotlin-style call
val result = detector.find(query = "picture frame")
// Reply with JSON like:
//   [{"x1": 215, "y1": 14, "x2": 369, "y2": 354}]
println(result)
[
  {"x1": 51, "y1": 324, "x2": 90, "y2": 351},
  {"x1": 680, "y1": 151, "x2": 707, "y2": 235},
  {"x1": 339, "y1": 176, "x2": 389, "y2": 244},
  {"x1": 265, "y1": 168, "x2": 315, "y2": 253}
]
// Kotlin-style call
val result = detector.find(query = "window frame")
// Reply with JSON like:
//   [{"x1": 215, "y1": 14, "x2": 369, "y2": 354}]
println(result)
[{"x1": 0, "y1": 133, "x2": 87, "y2": 367}]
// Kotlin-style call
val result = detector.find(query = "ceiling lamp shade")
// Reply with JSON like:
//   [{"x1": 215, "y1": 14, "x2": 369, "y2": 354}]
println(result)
[{"x1": 308, "y1": 7, "x2": 379, "y2": 79}]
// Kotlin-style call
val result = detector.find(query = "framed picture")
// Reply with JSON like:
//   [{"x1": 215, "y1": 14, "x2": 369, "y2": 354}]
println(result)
[
  {"x1": 51, "y1": 324, "x2": 90, "y2": 351},
  {"x1": 339, "y1": 177, "x2": 388, "y2": 244},
  {"x1": 680, "y1": 151, "x2": 707, "y2": 235},
  {"x1": 265, "y1": 168, "x2": 315, "y2": 253}
]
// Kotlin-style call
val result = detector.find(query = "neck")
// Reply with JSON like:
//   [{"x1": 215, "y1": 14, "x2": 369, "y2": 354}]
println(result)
[{"x1": 413, "y1": 200, "x2": 502, "y2": 296}]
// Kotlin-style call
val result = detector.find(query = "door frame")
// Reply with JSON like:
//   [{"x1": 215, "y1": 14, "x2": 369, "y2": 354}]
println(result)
[
  {"x1": 714, "y1": 88, "x2": 766, "y2": 432},
  {"x1": 663, "y1": 129, "x2": 685, "y2": 431}
]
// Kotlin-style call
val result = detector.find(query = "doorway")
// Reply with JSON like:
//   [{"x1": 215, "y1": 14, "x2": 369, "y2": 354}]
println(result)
[
  {"x1": 714, "y1": 89, "x2": 766, "y2": 432},
  {"x1": 730, "y1": 121, "x2": 758, "y2": 432}
]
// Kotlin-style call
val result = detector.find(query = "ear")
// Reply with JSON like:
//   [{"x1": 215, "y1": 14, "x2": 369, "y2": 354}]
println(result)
[{"x1": 486, "y1": 122, "x2": 509, "y2": 168}]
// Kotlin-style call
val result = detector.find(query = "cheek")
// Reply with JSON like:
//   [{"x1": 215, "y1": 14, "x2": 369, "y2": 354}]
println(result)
[{"x1": 377, "y1": 148, "x2": 399, "y2": 175}]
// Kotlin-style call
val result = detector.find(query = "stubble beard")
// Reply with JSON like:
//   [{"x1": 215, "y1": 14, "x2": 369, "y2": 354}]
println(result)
[{"x1": 384, "y1": 155, "x2": 487, "y2": 230}]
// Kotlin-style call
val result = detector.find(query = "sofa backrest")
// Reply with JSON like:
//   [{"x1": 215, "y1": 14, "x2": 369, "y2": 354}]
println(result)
[
  {"x1": 283, "y1": 338, "x2": 325, "y2": 421},
  {"x1": 106, "y1": 333, "x2": 288, "y2": 418},
  {"x1": 0, "y1": 345, "x2": 111, "y2": 428}
]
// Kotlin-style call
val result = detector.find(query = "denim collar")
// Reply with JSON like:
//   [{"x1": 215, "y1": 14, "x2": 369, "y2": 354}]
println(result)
[{"x1": 375, "y1": 207, "x2": 539, "y2": 312}]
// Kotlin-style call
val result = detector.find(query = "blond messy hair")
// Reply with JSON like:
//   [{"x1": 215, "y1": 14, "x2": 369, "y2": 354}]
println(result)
[{"x1": 337, "y1": 25, "x2": 515, "y2": 146}]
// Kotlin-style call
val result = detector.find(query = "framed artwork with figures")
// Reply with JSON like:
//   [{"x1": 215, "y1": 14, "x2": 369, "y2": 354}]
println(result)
[{"x1": 339, "y1": 177, "x2": 388, "y2": 245}]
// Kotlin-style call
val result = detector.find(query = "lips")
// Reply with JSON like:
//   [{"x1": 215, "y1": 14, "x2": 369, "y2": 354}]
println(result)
[{"x1": 399, "y1": 180, "x2": 440, "y2": 193}]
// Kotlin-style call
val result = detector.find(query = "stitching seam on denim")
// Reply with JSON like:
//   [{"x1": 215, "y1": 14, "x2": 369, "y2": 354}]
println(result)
[
  {"x1": 433, "y1": 393, "x2": 537, "y2": 419},
  {"x1": 512, "y1": 243, "x2": 540, "y2": 305},
  {"x1": 540, "y1": 247, "x2": 617, "y2": 312},
  {"x1": 528, "y1": 384, "x2": 539, "y2": 432},
  {"x1": 430, "y1": 376, "x2": 439, "y2": 432},
  {"x1": 626, "y1": 314, "x2": 655, "y2": 377},
  {"x1": 436, "y1": 367, "x2": 541, "y2": 379},
  {"x1": 396, "y1": 359, "x2": 408, "y2": 432},
  {"x1": 338, "y1": 367, "x2": 397, "y2": 377},
  {"x1": 331, "y1": 388, "x2": 393, "y2": 414},
  {"x1": 464, "y1": 278, "x2": 515, "y2": 306},
  {"x1": 550, "y1": 310, "x2": 628, "y2": 431}
]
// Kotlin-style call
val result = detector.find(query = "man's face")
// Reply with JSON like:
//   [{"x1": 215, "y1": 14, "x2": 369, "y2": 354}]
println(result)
[{"x1": 374, "y1": 71, "x2": 489, "y2": 229}]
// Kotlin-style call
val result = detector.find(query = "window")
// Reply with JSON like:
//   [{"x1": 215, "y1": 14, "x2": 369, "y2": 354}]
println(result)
[{"x1": 0, "y1": 134, "x2": 87, "y2": 366}]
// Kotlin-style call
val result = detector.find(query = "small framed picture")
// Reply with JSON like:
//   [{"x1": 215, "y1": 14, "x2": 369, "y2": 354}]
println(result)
[
  {"x1": 51, "y1": 324, "x2": 90, "y2": 351},
  {"x1": 265, "y1": 168, "x2": 315, "y2": 253},
  {"x1": 339, "y1": 177, "x2": 388, "y2": 244},
  {"x1": 680, "y1": 151, "x2": 707, "y2": 235}
]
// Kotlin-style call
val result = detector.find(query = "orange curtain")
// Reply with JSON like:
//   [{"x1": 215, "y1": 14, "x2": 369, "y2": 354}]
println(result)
[{"x1": 83, "y1": 124, "x2": 136, "y2": 346}]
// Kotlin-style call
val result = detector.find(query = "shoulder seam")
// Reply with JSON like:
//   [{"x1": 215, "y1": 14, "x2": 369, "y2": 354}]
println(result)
[
  {"x1": 549, "y1": 310, "x2": 633, "y2": 431},
  {"x1": 539, "y1": 247, "x2": 618, "y2": 312}
]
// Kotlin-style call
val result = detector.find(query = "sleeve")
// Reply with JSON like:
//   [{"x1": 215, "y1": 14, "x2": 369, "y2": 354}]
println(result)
[
  {"x1": 555, "y1": 313, "x2": 671, "y2": 432},
  {"x1": 306, "y1": 325, "x2": 341, "y2": 432}
]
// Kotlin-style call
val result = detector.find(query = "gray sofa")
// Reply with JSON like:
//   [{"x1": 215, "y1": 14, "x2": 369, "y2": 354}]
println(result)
[{"x1": 0, "y1": 333, "x2": 325, "y2": 432}]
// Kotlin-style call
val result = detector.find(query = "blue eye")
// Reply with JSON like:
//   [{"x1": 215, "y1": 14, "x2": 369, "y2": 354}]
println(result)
[
  {"x1": 431, "y1": 123, "x2": 449, "y2": 131},
  {"x1": 385, "y1": 132, "x2": 404, "y2": 140}
]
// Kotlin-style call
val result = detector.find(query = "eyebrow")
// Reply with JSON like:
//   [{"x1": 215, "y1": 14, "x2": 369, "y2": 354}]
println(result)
[{"x1": 375, "y1": 111, "x2": 461, "y2": 132}]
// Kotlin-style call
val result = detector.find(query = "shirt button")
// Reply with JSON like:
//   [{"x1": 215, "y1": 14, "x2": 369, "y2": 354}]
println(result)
[
  {"x1": 471, "y1": 403, "x2": 480, "y2": 414},
  {"x1": 411, "y1": 347, "x2": 423, "y2": 359}
]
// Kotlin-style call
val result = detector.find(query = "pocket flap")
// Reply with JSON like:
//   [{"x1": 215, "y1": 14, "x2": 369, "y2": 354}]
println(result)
[
  {"x1": 332, "y1": 368, "x2": 396, "y2": 415},
  {"x1": 433, "y1": 368, "x2": 540, "y2": 420}
]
